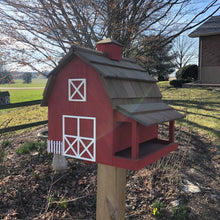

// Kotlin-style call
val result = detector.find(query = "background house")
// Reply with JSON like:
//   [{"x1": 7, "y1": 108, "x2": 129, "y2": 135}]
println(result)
[
  {"x1": 0, "y1": 91, "x2": 10, "y2": 105},
  {"x1": 189, "y1": 15, "x2": 220, "y2": 84}
]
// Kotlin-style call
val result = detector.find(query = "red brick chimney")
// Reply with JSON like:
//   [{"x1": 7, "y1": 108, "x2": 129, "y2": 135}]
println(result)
[{"x1": 96, "y1": 38, "x2": 122, "y2": 61}]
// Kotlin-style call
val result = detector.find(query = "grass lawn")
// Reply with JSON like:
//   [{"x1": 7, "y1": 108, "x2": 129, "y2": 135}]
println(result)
[
  {"x1": 0, "y1": 79, "x2": 47, "y2": 130},
  {"x1": 0, "y1": 105, "x2": 48, "y2": 129},
  {"x1": 0, "y1": 79, "x2": 46, "y2": 102},
  {"x1": 3, "y1": 89, "x2": 44, "y2": 103},
  {"x1": 158, "y1": 81, "x2": 220, "y2": 147},
  {"x1": 0, "y1": 79, "x2": 219, "y2": 149}
]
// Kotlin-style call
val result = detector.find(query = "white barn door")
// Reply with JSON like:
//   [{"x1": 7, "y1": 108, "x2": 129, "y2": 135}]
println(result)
[{"x1": 62, "y1": 115, "x2": 96, "y2": 162}]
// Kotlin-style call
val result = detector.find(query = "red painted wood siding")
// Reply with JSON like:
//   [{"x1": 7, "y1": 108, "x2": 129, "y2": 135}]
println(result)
[{"x1": 113, "y1": 121, "x2": 158, "y2": 153}]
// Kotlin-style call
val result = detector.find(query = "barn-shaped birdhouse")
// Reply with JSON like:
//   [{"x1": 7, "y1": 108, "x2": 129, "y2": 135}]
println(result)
[{"x1": 42, "y1": 38, "x2": 184, "y2": 170}]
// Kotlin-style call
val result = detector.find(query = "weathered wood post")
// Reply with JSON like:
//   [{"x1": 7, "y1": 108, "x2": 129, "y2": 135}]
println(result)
[{"x1": 96, "y1": 164, "x2": 126, "y2": 220}]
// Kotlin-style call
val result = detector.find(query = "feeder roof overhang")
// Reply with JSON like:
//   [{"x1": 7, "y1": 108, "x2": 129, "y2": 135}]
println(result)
[
  {"x1": 42, "y1": 45, "x2": 184, "y2": 126},
  {"x1": 117, "y1": 103, "x2": 183, "y2": 127},
  {"x1": 189, "y1": 15, "x2": 220, "y2": 38}
]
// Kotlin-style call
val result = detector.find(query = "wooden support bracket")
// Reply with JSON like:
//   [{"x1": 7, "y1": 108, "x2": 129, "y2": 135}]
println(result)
[
  {"x1": 131, "y1": 121, "x2": 139, "y2": 159},
  {"x1": 169, "y1": 120, "x2": 175, "y2": 143}
]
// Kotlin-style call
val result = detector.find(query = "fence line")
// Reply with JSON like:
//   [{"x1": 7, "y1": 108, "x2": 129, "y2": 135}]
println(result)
[
  {"x1": 0, "y1": 99, "x2": 48, "y2": 134},
  {"x1": 0, "y1": 99, "x2": 42, "y2": 110},
  {"x1": 0, "y1": 120, "x2": 48, "y2": 133}
]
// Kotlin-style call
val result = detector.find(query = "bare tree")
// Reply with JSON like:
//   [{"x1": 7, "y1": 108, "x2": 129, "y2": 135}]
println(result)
[
  {"x1": 0, "y1": 0, "x2": 219, "y2": 72},
  {"x1": 135, "y1": 35, "x2": 176, "y2": 79},
  {"x1": 0, "y1": 61, "x2": 13, "y2": 84},
  {"x1": 172, "y1": 35, "x2": 197, "y2": 70}
]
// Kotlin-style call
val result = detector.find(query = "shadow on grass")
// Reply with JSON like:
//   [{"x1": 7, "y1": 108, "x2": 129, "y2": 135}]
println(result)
[
  {"x1": 180, "y1": 118, "x2": 220, "y2": 143},
  {"x1": 180, "y1": 132, "x2": 220, "y2": 220},
  {"x1": 177, "y1": 109, "x2": 220, "y2": 120},
  {"x1": 161, "y1": 98, "x2": 220, "y2": 143},
  {"x1": 163, "y1": 99, "x2": 220, "y2": 112}
]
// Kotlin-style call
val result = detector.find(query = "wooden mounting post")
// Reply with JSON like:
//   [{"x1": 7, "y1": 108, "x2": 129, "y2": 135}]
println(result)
[{"x1": 96, "y1": 164, "x2": 126, "y2": 220}]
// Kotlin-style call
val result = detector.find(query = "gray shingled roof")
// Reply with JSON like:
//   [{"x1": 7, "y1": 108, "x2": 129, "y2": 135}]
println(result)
[
  {"x1": 42, "y1": 45, "x2": 184, "y2": 126},
  {"x1": 0, "y1": 91, "x2": 10, "y2": 97},
  {"x1": 189, "y1": 16, "x2": 220, "y2": 38}
]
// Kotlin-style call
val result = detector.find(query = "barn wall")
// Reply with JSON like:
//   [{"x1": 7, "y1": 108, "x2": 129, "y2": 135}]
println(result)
[
  {"x1": 113, "y1": 122, "x2": 158, "y2": 153},
  {"x1": 48, "y1": 56, "x2": 114, "y2": 164}
]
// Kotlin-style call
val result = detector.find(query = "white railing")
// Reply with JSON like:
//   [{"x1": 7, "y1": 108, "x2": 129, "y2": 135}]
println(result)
[{"x1": 47, "y1": 140, "x2": 63, "y2": 154}]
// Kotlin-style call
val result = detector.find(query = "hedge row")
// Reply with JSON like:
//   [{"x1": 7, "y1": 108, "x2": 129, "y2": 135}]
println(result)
[
  {"x1": 176, "y1": 64, "x2": 198, "y2": 81},
  {"x1": 169, "y1": 79, "x2": 190, "y2": 88},
  {"x1": 170, "y1": 64, "x2": 198, "y2": 88}
]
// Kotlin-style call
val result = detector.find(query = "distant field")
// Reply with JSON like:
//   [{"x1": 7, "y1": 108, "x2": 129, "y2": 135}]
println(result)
[
  {"x1": 158, "y1": 81, "x2": 220, "y2": 146},
  {"x1": 0, "y1": 79, "x2": 47, "y2": 102}
]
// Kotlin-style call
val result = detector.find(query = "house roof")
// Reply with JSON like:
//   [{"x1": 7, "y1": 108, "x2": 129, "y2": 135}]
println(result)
[
  {"x1": 42, "y1": 45, "x2": 183, "y2": 126},
  {"x1": 0, "y1": 91, "x2": 10, "y2": 97},
  {"x1": 189, "y1": 16, "x2": 220, "y2": 38}
]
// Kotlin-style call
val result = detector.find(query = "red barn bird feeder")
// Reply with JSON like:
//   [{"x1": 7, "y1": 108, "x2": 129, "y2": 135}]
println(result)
[{"x1": 42, "y1": 38, "x2": 184, "y2": 171}]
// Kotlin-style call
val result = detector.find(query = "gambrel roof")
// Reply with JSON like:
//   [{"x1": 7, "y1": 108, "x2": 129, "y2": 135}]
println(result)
[
  {"x1": 189, "y1": 16, "x2": 220, "y2": 38},
  {"x1": 42, "y1": 45, "x2": 183, "y2": 126}
]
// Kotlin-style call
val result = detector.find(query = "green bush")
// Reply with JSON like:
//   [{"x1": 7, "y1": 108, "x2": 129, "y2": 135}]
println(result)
[
  {"x1": 16, "y1": 142, "x2": 37, "y2": 155},
  {"x1": 151, "y1": 201, "x2": 165, "y2": 218},
  {"x1": 16, "y1": 141, "x2": 46, "y2": 155},
  {"x1": 158, "y1": 75, "x2": 169, "y2": 81},
  {"x1": 0, "y1": 141, "x2": 9, "y2": 164},
  {"x1": 0, "y1": 148, "x2": 7, "y2": 163},
  {"x1": 1, "y1": 140, "x2": 11, "y2": 148},
  {"x1": 23, "y1": 72, "x2": 32, "y2": 84},
  {"x1": 176, "y1": 64, "x2": 198, "y2": 81},
  {"x1": 173, "y1": 205, "x2": 187, "y2": 219},
  {"x1": 176, "y1": 69, "x2": 181, "y2": 80}
]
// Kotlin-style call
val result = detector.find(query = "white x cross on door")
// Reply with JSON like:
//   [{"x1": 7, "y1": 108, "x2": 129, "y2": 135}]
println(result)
[{"x1": 62, "y1": 115, "x2": 96, "y2": 162}]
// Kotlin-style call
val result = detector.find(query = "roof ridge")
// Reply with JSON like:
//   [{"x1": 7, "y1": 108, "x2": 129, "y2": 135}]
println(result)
[
  {"x1": 90, "y1": 60, "x2": 146, "y2": 72},
  {"x1": 72, "y1": 45, "x2": 103, "y2": 55},
  {"x1": 72, "y1": 45, "x2": 137, "y2": 62}
]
